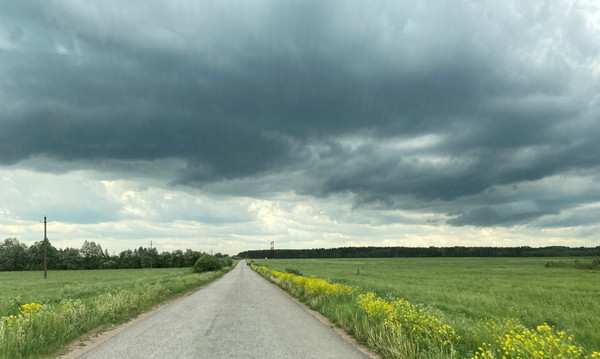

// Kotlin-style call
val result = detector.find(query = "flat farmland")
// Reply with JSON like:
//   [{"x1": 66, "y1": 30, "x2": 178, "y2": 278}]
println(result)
[
  {"x1": 0, "y1": 267, "x2": 232, "y2": 359},
  {"x1": 251, "y1": 257, "x2": 600, "y2": 352}
]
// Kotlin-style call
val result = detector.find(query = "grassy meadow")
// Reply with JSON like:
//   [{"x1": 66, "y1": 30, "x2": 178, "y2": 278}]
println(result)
[
  {"x1": 251, "y1": 257, "x2": 600, "y2": 358},
  {"x1": 0, "y1": 266, "x2": 233, "y2": 359}
]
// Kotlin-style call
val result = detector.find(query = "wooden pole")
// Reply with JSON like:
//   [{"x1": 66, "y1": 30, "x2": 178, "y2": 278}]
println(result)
[{"x1": 43, "y1": 216, "x2": 47, "y2": 279}]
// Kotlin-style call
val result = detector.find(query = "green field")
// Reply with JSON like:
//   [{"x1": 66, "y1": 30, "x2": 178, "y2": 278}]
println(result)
[
  {"x1": 252, "y1": 257, "x2": 600, "y2": 353},
  {"x1": 0, "y1": 267, "x2": 233, "y2": 359}
]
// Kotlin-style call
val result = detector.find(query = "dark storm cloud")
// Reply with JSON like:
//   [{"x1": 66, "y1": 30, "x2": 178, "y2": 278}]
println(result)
[{"x1": 1, "y1": 1, "x2": 599, "y2": 227}]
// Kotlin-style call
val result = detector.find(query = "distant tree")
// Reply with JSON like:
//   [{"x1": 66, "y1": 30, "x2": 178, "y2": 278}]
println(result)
[
  {"x1": 27, "y1": 241, "x2": 43, "y2": 270},
  {"x1": 237, "y1": 246, "x2": 600, "y2": 259},
  {"x1": 137, "y1": 247, "x2": 147, "y2": 267},
  {"x1": 27, "y1": 239, "x2": 59, "y2": 270},
  {"x1": 148, "y1": 248, "x2": 160, "y2": 268},
  {"x1": 100, "y1": 250, "x2": 120, "y2": 269},
  {"x1": 0, "y1": 238, "x2": 29, "y2": 271},
  {"x1": 128, "y1": 248, "x2": 141, "y2": 268},
  {"x1": 58, "y1": 247, "x2": 83, "y2": 270},
  {"x1": 139, "y1": 247, "x2": 159, "y2": 268},
  {"x1": 100, "y1": 260, "x2": 118, "y2": 269},
  {"x1": 80, "y1": 241, "x2": 104, "y2": 269},
  {"x1": 103, "y1": 251, "x2": 119, "y2": 266},
  {"x1": 171, "y1": 249, "x2": 184, "y2": 267},
  {"x1": 183, "y1": 249, "x2": 202, "y2": 267},
  {"x1": 119, "y1": 249, "x2": 136, "y2": 269},
  {"x1": 158, "y1": 251, "x2": 172, "y2": 268}
]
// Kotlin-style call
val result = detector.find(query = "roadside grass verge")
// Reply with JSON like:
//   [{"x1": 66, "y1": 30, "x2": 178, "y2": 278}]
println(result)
[
  {"x1": 252, "y1": 257, "x2": 600, "y2": 349},
  {"x1": 250, "y1": 261, "x2": 600, "y2": 359},
  {"x1": 0, "y1": 265, "x2": 235, "y2": 359}
]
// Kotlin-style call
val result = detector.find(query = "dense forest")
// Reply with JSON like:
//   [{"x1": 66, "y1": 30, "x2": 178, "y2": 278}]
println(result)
[
  {"x1": 0, "y1": 237, "x2": 229, "y2": 271},
  {"x1": 238, "y1": 245, "x2": 600, "y2": 259}
]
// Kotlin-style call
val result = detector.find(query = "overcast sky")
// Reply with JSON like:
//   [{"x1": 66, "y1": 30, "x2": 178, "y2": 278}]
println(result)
[{"x1": 1, "y1": 1, "x2": 599, "y2": 255}]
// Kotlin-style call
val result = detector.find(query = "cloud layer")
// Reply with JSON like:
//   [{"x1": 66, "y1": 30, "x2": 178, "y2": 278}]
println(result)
[{"x1": 1, "y1": 1, "x2": 599, "y2": 253}]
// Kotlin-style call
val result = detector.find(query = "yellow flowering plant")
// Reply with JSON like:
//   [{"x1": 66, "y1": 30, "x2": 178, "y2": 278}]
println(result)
[
  {"x1": 256, "y1": 266, "x2": 354, "y2": 298},
  {"x1": 358, "y1": 292, "x2": 458, "y2": 351},
  {"x1": 473, "y1": 318, "x2": 600, "y2": 359},
  {"x1": 4, "y1": 302, "x2": 43, "y2": 326},
  {"x1": 19, "y1": 302, "x2": 43, "y2": 317}
]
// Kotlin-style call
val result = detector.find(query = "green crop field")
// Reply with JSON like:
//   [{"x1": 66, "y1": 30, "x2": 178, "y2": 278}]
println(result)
[
  {"x1": 0, "y1": 267, "x2": 233, "y2": 359},
  {"x1": 251, "y1": 257, "x2": 600, "y2": 357}
]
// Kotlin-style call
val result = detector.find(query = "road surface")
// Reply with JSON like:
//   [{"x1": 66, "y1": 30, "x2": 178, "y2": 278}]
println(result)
[{"x1": 76, "y1": 261, "x2": 369, "y2": 359}]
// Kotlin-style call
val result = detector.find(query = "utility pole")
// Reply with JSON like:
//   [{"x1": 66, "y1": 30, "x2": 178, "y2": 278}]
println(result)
[
  {"x1": 41, "y1": 216, "x2": 49, "y2": 279},
  {"x1": 149, "y1": 241, "x2": 153, "y2": 268}
]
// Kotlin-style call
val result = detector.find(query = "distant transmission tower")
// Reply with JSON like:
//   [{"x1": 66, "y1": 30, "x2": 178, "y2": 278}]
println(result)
[{"x1": 270, "y1": 241, "x2": 274, "y2": 250}]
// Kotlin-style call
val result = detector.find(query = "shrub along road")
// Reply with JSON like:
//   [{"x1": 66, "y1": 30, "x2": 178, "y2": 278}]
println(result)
[{"x1": 75, "y1": 261, "x2": 368, "y2": 359}]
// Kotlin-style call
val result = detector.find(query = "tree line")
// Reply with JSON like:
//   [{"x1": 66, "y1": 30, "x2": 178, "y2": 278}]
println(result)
[
  {"x1": 0, "y1": 237, "x2": 229, "y2": 271},
  {"x1": 237, "y1": 245, "x2": 600, "y2": 259}
]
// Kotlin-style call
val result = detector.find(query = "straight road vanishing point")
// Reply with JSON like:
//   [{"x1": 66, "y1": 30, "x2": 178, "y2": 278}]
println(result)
[{"x1": 73, "y1": 261, "x2": 371, "y2": 359}]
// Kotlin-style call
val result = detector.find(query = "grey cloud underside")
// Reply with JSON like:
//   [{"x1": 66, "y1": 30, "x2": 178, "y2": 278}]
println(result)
[{"x1": 1, "y1": 1, "x2": 599, "y2": 227}]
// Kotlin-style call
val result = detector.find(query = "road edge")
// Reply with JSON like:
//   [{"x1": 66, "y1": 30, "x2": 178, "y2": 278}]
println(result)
[
  {"x1": 55, "y1": 269, "x2": 233, "y2": 359},
  {"x1": 247, "y1": 267, "x2": 382, "y2": 359}
]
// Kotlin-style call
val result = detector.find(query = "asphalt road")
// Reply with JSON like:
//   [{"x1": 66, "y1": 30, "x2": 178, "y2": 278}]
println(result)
[{"x1": 77, "y1": 261, "x2": 369, "y2": 359}]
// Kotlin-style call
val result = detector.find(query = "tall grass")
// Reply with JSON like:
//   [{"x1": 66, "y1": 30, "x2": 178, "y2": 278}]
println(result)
[
  {"x1": 253, "y1": 264, "x2": 460, "y2": 358},
  {"x1": 0, "y1": 266, "x2": 233, "y2": 359},
  {"x1": 251, "y1": 258, "x2": 600, "y2": 359}
]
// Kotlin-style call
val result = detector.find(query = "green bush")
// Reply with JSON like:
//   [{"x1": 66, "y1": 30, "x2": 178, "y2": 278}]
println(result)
[
  {"x1": 100, "y1": 260, "x2": 118, "y2": 269},
  {"x1": 221, "y1": 256, "x2": 233, "y2": 267},
  {"x1": 285, "y1": 268, "x2": 302, "y2": 276},
  {"x1": 545, "y1": 261, "x2": 569, "y2": 268},
  {"x1": 545, "y1": 259, "x2": 600, "y2": 270},
  {"x1": 193, "y1": 254, "x2": 224, "y2": 273}
]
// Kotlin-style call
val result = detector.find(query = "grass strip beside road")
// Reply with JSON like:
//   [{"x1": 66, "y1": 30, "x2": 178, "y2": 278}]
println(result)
[
  {"x1": 0, "y1": 265, "x2": 235, "y2": 359},
  {"x1": 250, "y1": 260, "x2": 600, "y2": 359}
]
